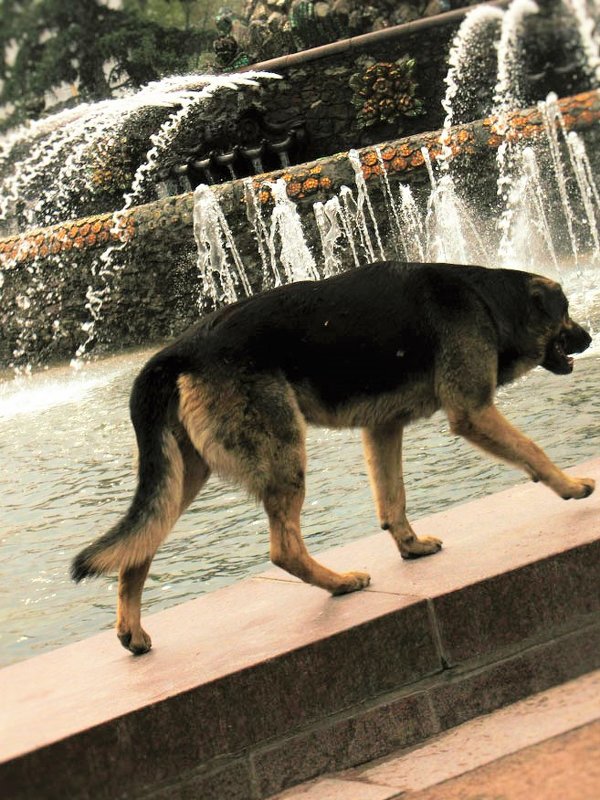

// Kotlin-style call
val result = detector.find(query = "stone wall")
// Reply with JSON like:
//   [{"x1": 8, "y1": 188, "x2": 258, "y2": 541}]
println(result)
[
  {"x1": 233, "y1": 0, "x2": 502, "y2": 66},
  {"x1": 1, "y1": 89, "x2": 600, "y2": 369},
  {"x1": 2, "y1": 0, "x2": 593, "y2": 234}
]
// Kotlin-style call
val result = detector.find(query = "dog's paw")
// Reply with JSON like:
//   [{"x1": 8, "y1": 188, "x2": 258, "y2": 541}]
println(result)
[
  {"x1": 118, "y1": 627, "x2": 152, "y2": 655},
  {"x1": 331, "y1": 571, "x2": 371, "y2": 596},
  {"x1": 401, "y1": 535, "x2": 443, "y2": 559},
  {"x1": 561, "y1": 477, "x2": 595, "y2": 500}
]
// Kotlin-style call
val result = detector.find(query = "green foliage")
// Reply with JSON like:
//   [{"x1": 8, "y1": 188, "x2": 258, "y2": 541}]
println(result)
[
  {"x1": 0, "y1": 0, "x2": 214, "y2": 131},
  {"x1": 124, "y1": 0, "x2": 241, "y2": 32}
]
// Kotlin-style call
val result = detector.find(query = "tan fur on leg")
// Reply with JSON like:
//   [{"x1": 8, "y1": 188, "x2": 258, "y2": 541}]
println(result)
[
  {"x1": 448, "y1": 404, "x2": 595, "y2": 499},
  {"x1": 117, "y1": 558, "x2": 153, "y2": 655},
  {"x1": 264, "y1": 487, "x2": 370, "y2": 594},
  {"x1": 175, "y1": 426, "x2": 211, "y2": 514},
  {"x1": 362, "y1": 423, "x2": 442, "y2": 558}
]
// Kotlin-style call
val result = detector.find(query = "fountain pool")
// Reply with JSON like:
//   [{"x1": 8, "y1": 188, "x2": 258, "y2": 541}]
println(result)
[{"x1": 1, "y1": 286, "x2": 599, "y2": 667}]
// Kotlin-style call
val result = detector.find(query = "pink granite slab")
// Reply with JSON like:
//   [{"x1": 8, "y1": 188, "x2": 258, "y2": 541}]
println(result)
[{"x1": 0, "y1": 575, "x2": 429, "y2": 764}]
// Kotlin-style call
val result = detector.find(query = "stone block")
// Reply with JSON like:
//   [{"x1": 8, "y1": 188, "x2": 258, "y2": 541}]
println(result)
[{"x1": 252, "y1": 690, "x2": 437, "y2": 797}]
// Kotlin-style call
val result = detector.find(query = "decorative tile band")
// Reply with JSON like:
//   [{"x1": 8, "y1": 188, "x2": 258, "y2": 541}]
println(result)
[{"x1": 1, "y1": 89, "x2": 599, "y2": 266}]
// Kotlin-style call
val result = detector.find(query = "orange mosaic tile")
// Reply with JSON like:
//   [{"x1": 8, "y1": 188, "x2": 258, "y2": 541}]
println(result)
[
  {"x1": 391, "y1": 156, "x2": 408, "y2": 171},
  {"x1": 361, "y1": 151, "x2": 378, "y2": 167},
  {"x1": 303, "y1": 177, "x2": 319, "y2": 193}
]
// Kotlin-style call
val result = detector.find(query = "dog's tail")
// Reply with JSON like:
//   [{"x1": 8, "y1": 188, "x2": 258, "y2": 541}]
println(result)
[{"x1": 71, "y1": 352, "x2": 187, "y2": 582}]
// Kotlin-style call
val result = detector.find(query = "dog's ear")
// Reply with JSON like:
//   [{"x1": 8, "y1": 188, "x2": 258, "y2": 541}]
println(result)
[{"x1": 529, "y1": 277, "x2": 566, "y2": 321}]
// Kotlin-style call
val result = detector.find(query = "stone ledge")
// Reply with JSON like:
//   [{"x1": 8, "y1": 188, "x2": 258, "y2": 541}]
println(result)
[{"x1": 2, "y1": 457, "x2": 599, "y2": 800}]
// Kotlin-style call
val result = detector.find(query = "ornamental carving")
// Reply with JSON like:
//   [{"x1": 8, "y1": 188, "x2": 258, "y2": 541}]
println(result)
[{"x1": 349, "y1": 56, "x2": 425, "y2": 131}]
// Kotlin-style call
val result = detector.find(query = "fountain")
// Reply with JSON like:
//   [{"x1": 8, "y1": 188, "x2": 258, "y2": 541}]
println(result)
[{"x1": 1, "y1": 0, "x2": 600, "y2": 666}]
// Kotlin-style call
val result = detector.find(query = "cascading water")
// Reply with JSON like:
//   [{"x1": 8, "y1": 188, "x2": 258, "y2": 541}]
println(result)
[
  {"x1": 267, "y1": 178, "x2": 320, "y2": 282},
  {"x1": 243, "y1": 178, "x2": 282, "y2": 287},
  {"x1": 193, "y1": 183, "x2": 252, "y2": 305},
  {"x1": 190, "y1": 0, "x2": 600, "y2": 340},
  {"x1": 313, "y1": 195, "x2": 361, "y2": 273},
  {"x1": 0, "y1": 71, "x2": 280, "y2": 368},
  {"x1": 3, "y1": 1, "x2": 600, "y2": 369}
]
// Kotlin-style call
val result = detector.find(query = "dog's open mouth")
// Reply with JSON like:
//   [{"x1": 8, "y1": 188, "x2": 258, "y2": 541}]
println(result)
[{"x1": 542, "y1": 335, "x2": 574, "y2": 374}]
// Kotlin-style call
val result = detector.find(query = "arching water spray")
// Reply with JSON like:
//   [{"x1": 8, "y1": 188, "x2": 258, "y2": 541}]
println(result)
[
  {"x1": 494, "y1": 0, "x2": 540, "y2": 263},
  {"x1": 69, "y1": 72, "x2": 279, "y2": 365},
  {"x1": 440, "y1": 4, "x2": 505, "y2": 165},
  {"x1": 562, "y1": 0, "x2": 600, "y2": 85},
  {"x1": 122, "y1": 73, "x2": 279, "y2": 213}
]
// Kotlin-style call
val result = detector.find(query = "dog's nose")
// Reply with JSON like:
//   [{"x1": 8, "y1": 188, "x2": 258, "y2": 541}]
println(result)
[{"x1": 569, "y1": 322, "x2": 592, "y2": 353}]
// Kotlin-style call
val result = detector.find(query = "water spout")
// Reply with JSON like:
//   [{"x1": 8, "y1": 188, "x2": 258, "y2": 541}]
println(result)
[
  {"x1": 193, "y1": 183, "x2": 252, "y2": 305},
  {"x1": 267, "y1": 179, "x2": 320, "y2": 283}
]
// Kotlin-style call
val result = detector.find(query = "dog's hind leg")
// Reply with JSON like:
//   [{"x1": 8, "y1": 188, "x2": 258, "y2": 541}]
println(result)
[
  {"x1": 362, "y1": 422, "x2": 442, "y2": 559},
  {"x1": 116, "y1": 558, "x2": 154, "y2": 654},
  {"x1": 176, "y1": 425, "x2": 212, "y2": 515},
  {"x1": 116, "y1": 430, "x2": 211, "y2": 655},
  {"x1": 178, "y1": 372, "x2": 370, "y2": 595}
]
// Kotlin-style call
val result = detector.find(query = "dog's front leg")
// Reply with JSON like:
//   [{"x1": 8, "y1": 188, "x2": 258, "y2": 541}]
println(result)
[
  {"x1": 362, "y1": 423, "x2": 442, "y2": 558},
  {"x1": 447, "y1": 404, "x2": 595, "y2": 499}
]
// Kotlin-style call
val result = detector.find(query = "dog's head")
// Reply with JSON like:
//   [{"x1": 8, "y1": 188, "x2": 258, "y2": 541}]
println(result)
[{"x1": 530, "y1": 277, "x2": 592, "y2": 374}]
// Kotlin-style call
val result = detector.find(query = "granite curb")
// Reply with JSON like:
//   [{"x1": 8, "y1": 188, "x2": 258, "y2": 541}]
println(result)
[{"x1": 2, "y1": 457, "x2": 599, "y2": 799}]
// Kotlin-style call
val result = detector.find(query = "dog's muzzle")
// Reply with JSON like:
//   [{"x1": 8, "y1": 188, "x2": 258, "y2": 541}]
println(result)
[{"x1": 541, "y1": 320, "x2": 592, "y2": 374}]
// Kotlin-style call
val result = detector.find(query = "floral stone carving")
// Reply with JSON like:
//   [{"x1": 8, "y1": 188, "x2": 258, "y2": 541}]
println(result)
[{"x1": 349, "y1": 56, "x2": 425, "y2": 130}]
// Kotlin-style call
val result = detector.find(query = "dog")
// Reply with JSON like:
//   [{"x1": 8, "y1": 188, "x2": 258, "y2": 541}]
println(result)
[{"x1": 72, "y1": 261, "x2": 595, "y2": 655}]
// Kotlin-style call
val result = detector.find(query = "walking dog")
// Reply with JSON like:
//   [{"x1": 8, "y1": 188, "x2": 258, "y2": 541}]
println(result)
[{"x1": 72, "y1": 261, "x2": 595, "y2": 654}]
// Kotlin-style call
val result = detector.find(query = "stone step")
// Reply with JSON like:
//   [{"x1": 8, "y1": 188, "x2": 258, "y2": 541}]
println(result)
[
  {"x1": 273, "y1": 669, "x2": 600, "y2": 800},
  {"x1": 2, "y1": 457, "x2": 599, "y2": 799}
]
